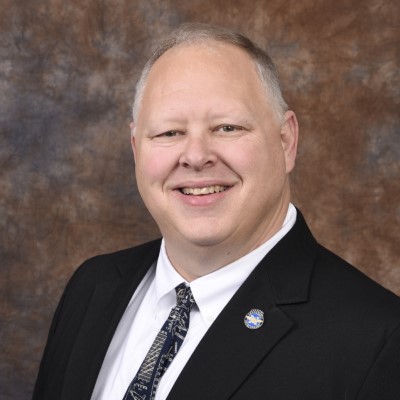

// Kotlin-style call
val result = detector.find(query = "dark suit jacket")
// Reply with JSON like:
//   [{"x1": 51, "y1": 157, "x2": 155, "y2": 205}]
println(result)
[{"x1": 33, "y1": 211, "x2": 400, "y2": 399}]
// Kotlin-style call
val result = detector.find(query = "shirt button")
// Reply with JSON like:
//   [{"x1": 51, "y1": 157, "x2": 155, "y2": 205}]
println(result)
[{"x1": 206, "y1": 316, "x2": 214, "y2": 324}]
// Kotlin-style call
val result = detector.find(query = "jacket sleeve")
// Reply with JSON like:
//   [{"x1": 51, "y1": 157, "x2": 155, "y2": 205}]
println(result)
[
  {"x1": 31, "y1": 287, "x2": 68, "y2": 399},
  {"x1": 31, "y1": 262, "x2": 85, "y2": 400},
  {"x1": 356, "y1": 322, "x2": 400, "y2": 400}
]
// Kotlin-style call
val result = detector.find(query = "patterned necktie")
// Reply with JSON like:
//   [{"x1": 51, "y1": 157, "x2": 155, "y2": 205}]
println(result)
[{"x1": 123, "y1": 283, "x2": 196, "y2": 400}]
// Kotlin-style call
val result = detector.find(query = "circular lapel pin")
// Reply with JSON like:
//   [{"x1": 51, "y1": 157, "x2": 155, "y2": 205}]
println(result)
[{"x1": 244, "y1": 309, "x2": 264, "y2": 329}]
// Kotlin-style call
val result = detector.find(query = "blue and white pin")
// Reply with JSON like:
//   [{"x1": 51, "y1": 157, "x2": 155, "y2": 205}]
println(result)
[{"x1": 244, "y1": 309, "x2": 264, "y2": 329}]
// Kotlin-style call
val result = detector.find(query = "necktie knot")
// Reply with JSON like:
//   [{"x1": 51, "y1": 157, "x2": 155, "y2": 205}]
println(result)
[{"x1": 175, "y1": 283, "x2": 196, "y2": 311}]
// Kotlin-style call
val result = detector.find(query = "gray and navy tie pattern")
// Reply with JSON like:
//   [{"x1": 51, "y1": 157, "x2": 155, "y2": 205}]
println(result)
[{"x1": 123, "y1": 283, "x2": 196, "y2": 400}]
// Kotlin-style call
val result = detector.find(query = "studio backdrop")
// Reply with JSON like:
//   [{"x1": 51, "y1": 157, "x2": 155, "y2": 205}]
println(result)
[{"x1": 1, "y1": 1, "x2": 399, "y2": 399}]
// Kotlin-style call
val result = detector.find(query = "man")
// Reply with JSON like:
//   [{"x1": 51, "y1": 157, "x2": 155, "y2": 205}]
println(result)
[{"x1": 33, "y1": 24, "x2": 400, "y2": 400}]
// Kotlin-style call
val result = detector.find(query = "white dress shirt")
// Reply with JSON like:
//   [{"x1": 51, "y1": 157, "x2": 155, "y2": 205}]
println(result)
[{"x1": 91, "y1": 204, "x2": 297, "y2": 400}]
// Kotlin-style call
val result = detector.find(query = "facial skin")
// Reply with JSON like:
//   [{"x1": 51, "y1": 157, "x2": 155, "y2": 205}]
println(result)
[{"x1": 131, "y1": 41, "x2": 298, "y2": 281}]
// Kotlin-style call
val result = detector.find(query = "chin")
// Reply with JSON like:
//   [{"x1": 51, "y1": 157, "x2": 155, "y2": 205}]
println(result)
[
  {"x1": 177, "y1": 229, "x2": 230, "y2": 248},
  {"x1": 187, "y1": 237, "x2": 225, "y2": 248}
]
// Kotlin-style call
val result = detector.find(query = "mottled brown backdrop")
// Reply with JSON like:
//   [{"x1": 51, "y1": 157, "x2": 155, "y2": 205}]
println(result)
[{"x1": 1, "y1": 0, "x2": 399, "y2": 399}]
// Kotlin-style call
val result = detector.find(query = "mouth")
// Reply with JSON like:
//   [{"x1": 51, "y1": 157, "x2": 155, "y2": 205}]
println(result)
[{"x1": 180, "y1": 185, "x2": 229, "y2": 196}]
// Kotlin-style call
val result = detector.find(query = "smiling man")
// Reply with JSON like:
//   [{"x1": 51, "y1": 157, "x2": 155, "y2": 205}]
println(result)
[
  {"x1": 132, "y1": 38, "x2": 297, "y2": 281},
  {"x1": 33, "y1": 24, "x2": 400, "y2": 400}
]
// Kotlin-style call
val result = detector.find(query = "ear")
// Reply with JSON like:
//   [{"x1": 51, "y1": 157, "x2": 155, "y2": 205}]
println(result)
[
  {"x1": 130, "y1": 121, "x2": 137, "y2": 163},
  {"x1": 280, "y1": 111, "x2": 299, "y2": 173}
]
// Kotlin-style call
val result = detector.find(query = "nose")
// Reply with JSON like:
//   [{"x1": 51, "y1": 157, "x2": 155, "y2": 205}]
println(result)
[{"x1": 179, "y1": 133, "x2": 217, "y2": 170}]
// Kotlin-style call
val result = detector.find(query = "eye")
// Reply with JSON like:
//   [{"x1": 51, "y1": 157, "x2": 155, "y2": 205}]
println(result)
[
  {"x1": 156, "y1": 130, "x2": 182, "y2": 138},
  {"x1": 216, "y1": 125, "x2": 244, "y2": 133}
]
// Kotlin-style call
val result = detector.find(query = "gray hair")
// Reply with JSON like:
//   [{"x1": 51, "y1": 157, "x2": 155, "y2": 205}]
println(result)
[{"x1": 132, "y1": 23, "x2": 288, "y2": 123}]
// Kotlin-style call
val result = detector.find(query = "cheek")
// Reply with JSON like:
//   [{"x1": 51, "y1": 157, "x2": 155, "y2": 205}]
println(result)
[
  {"x1": 135, "y1": 147, "x2": 176, "y2": 187},
  {"x1": 220, "y1": 138, "x2": 258, "y2": 164},
  {"x1": 224, "y1": 139, "x2": 281, "y2": 174},
  {"x1": 239, "y1": 145, "x2": 286, "y2": 190}
]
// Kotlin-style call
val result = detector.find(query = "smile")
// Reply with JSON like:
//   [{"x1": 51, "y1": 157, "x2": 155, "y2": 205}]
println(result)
[{"x1": 180, "y1": 185, "x2": 229, "y2": 195}]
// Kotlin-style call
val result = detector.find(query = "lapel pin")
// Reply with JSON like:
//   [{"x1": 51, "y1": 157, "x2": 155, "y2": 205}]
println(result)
[{"x1": 244, "y1": 309, "x2": 264, "y2": 329}]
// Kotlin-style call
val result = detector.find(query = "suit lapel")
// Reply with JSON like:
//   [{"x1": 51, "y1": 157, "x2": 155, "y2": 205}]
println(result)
[
  {"x1": 61, "y1": 240, "x2": 161, "y2": 400},
  {"x1": 168, "y1": 265, "x2": 295, "y2": 400},
  {"x1": 168, "y1": 211, "x2": 317, "y2": 399}
]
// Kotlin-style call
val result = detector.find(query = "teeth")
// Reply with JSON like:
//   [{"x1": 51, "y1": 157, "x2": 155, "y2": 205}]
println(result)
[{"x1": 181, "y1": 185, "x2": 228, "y2": 195}]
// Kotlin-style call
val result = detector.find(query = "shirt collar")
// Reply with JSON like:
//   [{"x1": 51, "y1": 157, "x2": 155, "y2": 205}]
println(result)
[
  {"x1": 154, "y1": 244, "x2": 188, "y2": 312},
  {"x1": 155, "y1": 204, "x2": 297, "y2": 326}
]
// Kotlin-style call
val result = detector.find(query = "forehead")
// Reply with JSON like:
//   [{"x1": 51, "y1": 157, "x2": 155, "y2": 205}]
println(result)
[
  {"x1": 150, "y1": 40, "x2": 258, "y2": 77},
  {"x1": 141, "y1": 41, "x2": 267, "y2": 108}
]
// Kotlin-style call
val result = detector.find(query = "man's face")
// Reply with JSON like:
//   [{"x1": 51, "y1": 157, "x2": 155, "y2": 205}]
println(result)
[{"x1": 132, "y1": 42, "x2": 297, "y2": 262}]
